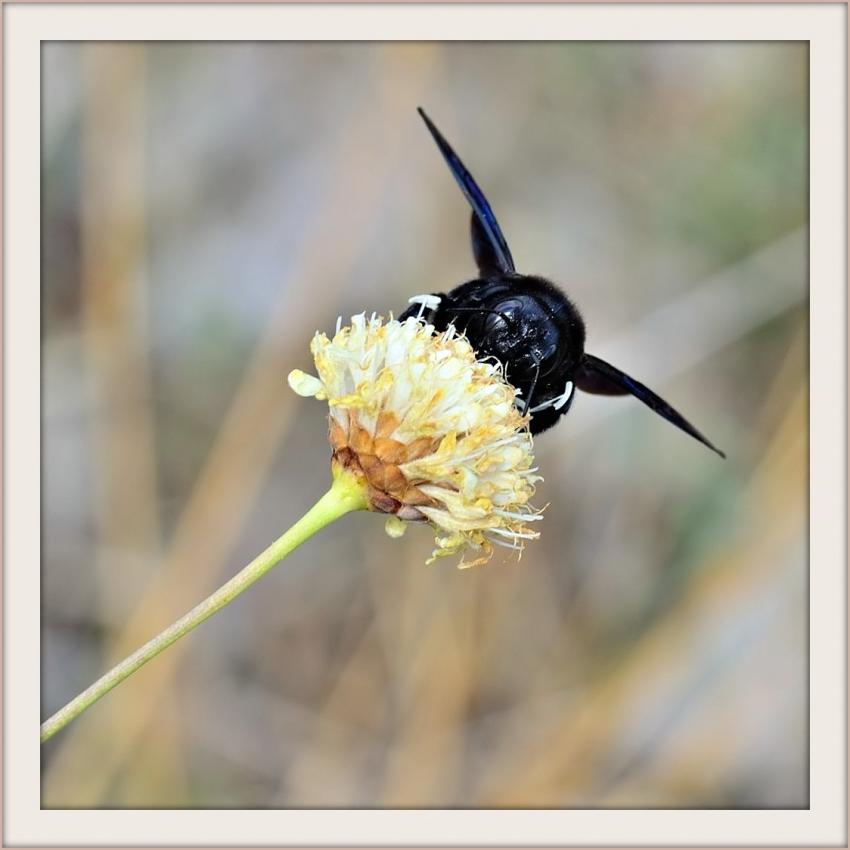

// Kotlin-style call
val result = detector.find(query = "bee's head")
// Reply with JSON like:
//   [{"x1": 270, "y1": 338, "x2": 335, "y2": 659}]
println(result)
[{"x1": 486, "y1": 295, "x2": 566, "y2": 380}]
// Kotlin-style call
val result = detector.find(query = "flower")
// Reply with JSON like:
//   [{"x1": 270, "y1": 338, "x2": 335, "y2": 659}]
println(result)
[{"x1": 288, "y1": 313, "x2": 543, "y2": 567}]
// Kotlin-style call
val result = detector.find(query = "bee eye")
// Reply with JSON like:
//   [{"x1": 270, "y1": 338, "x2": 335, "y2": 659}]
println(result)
[
  {"x1": 485, "y1": 298, "x2": 524, "y2": 334},
  {"x1": 484, "y1": 312, "x2": 508, "y2": 334}
]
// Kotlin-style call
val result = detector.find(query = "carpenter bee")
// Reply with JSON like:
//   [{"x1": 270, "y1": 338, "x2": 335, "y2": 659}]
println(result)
[{"x1": 399, "y1": 108, "x2": 724, "y2": 457}]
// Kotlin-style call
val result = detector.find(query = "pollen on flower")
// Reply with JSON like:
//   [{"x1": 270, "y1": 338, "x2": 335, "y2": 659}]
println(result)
[{"x1": 287, "y1": 313, "x2": 543, "y2": 567}]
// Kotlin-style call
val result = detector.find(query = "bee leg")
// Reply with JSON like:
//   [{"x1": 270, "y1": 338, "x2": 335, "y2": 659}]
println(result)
[
  {"x1": 403, "y1": 293, "x2": 443, "y2": 322},
  {"x1": 529, "y1": 379, "x2": 574, "y2": 414}
]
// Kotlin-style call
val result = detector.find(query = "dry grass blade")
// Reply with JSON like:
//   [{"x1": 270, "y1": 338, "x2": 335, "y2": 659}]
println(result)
[
  {"x1": 477, "y1": 330, "x2": 807, "y2": 806},
  {"x1": 567, "y1": 227, "x2": 806, "y2": 444},
  {"x1": 77, "y1": 44, "x2": 184, "y2": 798},
  {"x1": 42, "y1": 48, "x2": 439, "y2": 806}
]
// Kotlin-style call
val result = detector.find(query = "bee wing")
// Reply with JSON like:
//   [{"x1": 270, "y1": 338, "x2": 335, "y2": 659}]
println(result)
[
  {"x1": 469, "y1": 213, "x2": 509, "y2": 277},
  {"x1": 577, "y1": 354, "x2": 725, "y2": 458},
  {"x1": 417, "y1": 107, "x2": 515, "y2": 275}
]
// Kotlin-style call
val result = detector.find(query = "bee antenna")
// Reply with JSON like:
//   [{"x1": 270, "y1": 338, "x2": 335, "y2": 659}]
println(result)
[{"x1": 522, "y1": 354, "x2": 541, "y2": 418}]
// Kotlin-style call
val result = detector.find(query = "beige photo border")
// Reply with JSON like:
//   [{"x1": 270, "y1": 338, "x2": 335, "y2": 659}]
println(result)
[{"x1": 3, "y1": 2, "x2": 847, "y2": 847}]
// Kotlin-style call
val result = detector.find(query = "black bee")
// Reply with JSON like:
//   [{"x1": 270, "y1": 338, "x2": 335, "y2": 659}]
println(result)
[{"x1": 399, "y1": 108, "x2": 724, "y2": 457}]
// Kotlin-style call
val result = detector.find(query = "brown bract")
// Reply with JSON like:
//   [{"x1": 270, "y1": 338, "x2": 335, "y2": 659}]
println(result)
[{"x1": 330, "y1": 414, "x2": 438, "y2": 519}]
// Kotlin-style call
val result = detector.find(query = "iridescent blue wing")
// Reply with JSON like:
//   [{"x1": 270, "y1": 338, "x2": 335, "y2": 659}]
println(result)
[
  {"x1": 577, "y1": 354, "x2": 726, "y2": 458},
  {"x1": 418, "y1": 107, "x2": 516, "y2": 275}
]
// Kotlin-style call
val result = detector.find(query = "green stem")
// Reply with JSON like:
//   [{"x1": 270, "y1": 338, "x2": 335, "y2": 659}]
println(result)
[{"x1": 41, "y1": 468, "x2": 368, "y2": 744}]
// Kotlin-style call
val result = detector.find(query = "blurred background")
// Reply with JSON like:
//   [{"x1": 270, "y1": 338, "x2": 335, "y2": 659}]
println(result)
[{"x1": 41, "y1": 41, "x2": 808, "y2": 808}]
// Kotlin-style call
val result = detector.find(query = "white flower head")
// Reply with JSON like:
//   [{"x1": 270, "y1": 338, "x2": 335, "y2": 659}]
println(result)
[{"x1": 288, "y1": 313, "x2": 543, "y2": 567}]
